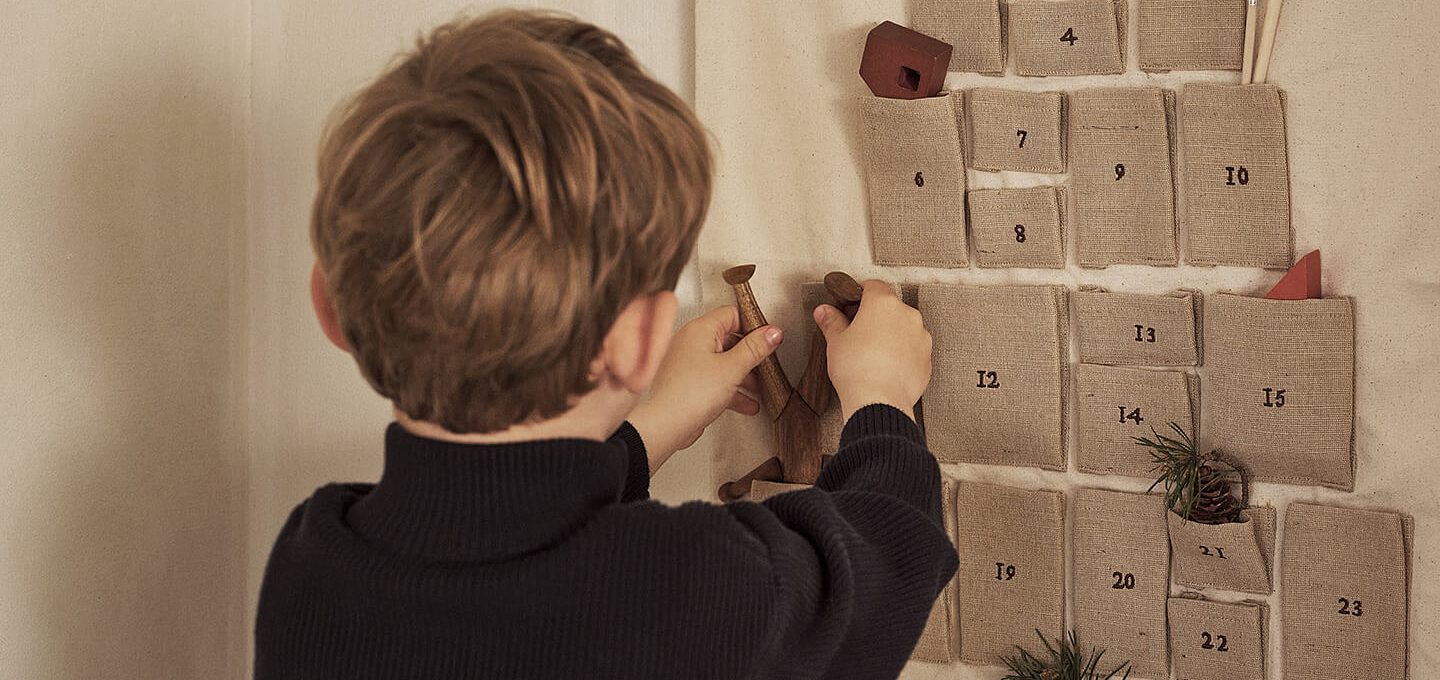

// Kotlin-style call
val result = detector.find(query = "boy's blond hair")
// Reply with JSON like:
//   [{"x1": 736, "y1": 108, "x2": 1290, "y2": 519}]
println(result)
[{"x1": 311, "y1": 10, "x2": 712, "y2": 433}]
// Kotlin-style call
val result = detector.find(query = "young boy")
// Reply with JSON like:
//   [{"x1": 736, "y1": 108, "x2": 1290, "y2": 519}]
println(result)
[{"x1": 255, "y1": 10, "x2": 956, "y2": 680}]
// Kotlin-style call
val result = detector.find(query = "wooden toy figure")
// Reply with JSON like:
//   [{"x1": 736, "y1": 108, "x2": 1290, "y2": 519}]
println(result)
[
  {"x1": 859, "y1": 21, "x2": 952, "y2": 99},
  {"x1": 716, "y1": 266, "x2": 864, "y2": 501}
]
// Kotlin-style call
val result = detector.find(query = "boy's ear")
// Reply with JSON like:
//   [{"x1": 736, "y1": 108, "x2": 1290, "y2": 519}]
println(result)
[
  {"x1": 310, "y1": 261, "x2": 352, "y2": 353},
  {"x1": 601, "y1": 291, "x2": 678, "y2": 394}
]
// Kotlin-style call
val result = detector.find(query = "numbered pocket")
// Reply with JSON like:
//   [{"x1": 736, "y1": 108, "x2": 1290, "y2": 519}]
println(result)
[
  {"x1": 1180, "y1": 84, "x2": 1293, "y2": 268},
  {"x1": 1138, "y1": 0, "x2": 1246, "y2": 72},
  {"x1": 1168, "y1": 597, "x2": 1267, "y2": 680},
  {"x1": 1073, "y1": 288, "x2": 1200, "y2": 366},
  {"x1": 1075, "y1": 364, "x2": 1197, "y2": 477},
  {"x1": 1206, "y1": 294, "x2": 1354, "y2": 489},
  {"x1": 918, "y1": 284, "x2": 1068, "y2": 469},
  {"x1": 968, "y1": 186, "x2": 1066, "y2": 268},
  {"x1": 1073, "y1": 489, "x2": 1170, "y2": 679},
  {"x1": 1168, "y1": 507, "x2": 1275, "y2": 594},
  {"x1": 1007, "y1": 0, "x2": 1126, "y2": 76},
  {"x1": 965, "y1": 88, "x2": 1066, "y2": 173},
  {"x1": 912, "y1": 0, "x2": 1004, "y2": 74},
  {"x1": 1283, "y1": 503, "x2": 1411, "y2": 680},
  {"x1": 955, "y1": 482, "x2": 1066, "y2": 664},
  {"x1": 859, "y1": 92, "x2": 968, "y2": 267},
  {"x1": 913, "y1": 474, "x2": 961, "y2": 663},
  {"x1": 1069, "y1": 87, "x2": 1178, "y2": 267}
]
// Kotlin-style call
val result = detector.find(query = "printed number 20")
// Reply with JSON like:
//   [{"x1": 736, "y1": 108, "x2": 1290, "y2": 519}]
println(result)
[{"x1": 1111, "y1": 572, "x2": 1135, "y2": 589}]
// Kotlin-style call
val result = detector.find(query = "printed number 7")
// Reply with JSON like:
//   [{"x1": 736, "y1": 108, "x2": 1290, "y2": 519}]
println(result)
[{"x1": 1017, "y1": 129, "x2": 1027, "y2": 148}]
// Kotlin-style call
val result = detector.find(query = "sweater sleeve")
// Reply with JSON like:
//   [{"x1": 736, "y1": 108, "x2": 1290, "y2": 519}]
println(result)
[
  {"x1": 609, "y1": 421, "x2": 651, "y2": 502},
  {"x1": 721, "y1": 404, "x2": 958, "y2": 678}
]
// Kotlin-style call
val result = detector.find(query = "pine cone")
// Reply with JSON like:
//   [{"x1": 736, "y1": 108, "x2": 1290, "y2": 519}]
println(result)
[{"x1": 1189, "y1": 463, "x2": 1243, "y2": 525}]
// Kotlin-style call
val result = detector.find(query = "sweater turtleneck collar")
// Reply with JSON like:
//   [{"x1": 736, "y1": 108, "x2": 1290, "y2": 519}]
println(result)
[{"x1": 344, "y1": 423, "x2": 631, "y2": 563}]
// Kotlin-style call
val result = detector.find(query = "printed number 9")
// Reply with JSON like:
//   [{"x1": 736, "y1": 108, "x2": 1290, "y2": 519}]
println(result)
[{"x1": 1115, "y1": 163, "x2": 1126, "y2": 181}]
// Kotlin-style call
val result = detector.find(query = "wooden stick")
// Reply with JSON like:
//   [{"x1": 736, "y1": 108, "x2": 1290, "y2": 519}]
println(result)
[
  {"x1": 723, "y1": 265, "x2": 793, "y2": 420},
  {"x1": 1241, "y1": 0, "x2": 1259, "y2": 84},
  {"x1": 1252, "y1": 0, "x2": 1285, "y2": 84}
]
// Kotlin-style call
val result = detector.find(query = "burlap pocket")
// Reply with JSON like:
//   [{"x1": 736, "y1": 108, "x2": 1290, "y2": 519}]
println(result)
[
  {"x1": 918, "y1": 284, "x2": 1068, "y2": 470},
  {"x1": 749, "y1": 481, "x2": 811, "y2": 502},
  {"x1": 1073, "y1": 288, "x2": 1200, "y2": 366},
  {"x1": 1168, "y1": 597, "x2": 1267, "y2": 680},
  {"x1": 965, "y1": 88, "x2": 1065, "y2": 173},
  {"x1": 859, "y1": 92, "x2": 968, "y2": 268},
  {"x1": 1068, "y1": 87, "x2": 1178, "y2": 267},
  {"x1": 912, "y1": 0, "x2": 1004, "y2": 74},
  {"x1": 1007, "y1": 0, "x2": 1126, "y2": 76},
  {"x1": 1283, "y1": 503, "x2": 1411, "y2": 680},
  {"x1": 955, "y1": 482, "x2": 1066, "y2": 665},
  {"x1": 912, "y1": 474, "x2": 961, "y2": 663},
  {"x1": 1075, "y1": 364, "x2": 1198, "y2": 478},
  {"x1": 1138, "y1": 0, "x2": 1246, "y2": 72},
  {"x1": 1205, "y1": 294, "x2": 1354, "y2": 489},
  {"x1": 1181, "y1": 84, "x2": 1293, "y2": 268},
  {"x1": 1168, "y1": 507, "x2": 1275, "y2": 594},
  {"x1": 1073, "y1": 489, "x2": 1169, "y2": 679},
  {"x1": 968, "y1": 186, "x2": 1066, "y2": 268}
]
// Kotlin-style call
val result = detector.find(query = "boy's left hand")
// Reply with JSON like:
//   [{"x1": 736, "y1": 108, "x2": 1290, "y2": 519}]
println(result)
[{"x1": 628, "y1": 306, "x2": 783, "y2": 473}]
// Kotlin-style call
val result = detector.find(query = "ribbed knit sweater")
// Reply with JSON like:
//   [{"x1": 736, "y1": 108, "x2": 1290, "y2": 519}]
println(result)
[{"x1": 254, "y1": 404, "x2": 957, "y2": 679}]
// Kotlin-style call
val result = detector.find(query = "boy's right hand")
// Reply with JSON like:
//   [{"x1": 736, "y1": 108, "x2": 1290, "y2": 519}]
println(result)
[{"x1": 814, "y1": 281, "x2": 932, "y2": 423}]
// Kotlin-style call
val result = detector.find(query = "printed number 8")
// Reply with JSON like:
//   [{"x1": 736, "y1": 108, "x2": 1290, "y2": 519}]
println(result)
[{"x1": 1015, "y1": 225, "x2": 1026, "y2": 243}]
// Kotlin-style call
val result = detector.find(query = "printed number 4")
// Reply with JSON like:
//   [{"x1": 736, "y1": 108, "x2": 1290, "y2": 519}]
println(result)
[
  {"x1": 1061, "y1": 27, "x2": 1078, "y2": 45},
  {"x1": 1111, "y1": 572, "x2": 1135, "y2": 589},
  {"x1": 1201, "y1": 632, "x2": 1230, "y2": 652},
  {"x1": 1338, "y1": 598, "x2": 1364, "y2": 617}
]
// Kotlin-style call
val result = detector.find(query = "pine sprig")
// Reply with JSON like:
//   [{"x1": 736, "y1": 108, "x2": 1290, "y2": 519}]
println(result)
[
  {"x1": 1002, "y1": 630, "x2": 1131, "y2": 680},
  {"x1": 1135, "y1": 422, "x2": 1249, "y2": 524}
]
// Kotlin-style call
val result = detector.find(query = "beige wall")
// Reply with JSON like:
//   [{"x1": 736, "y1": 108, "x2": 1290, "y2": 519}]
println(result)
[
  {"x1": 2, "y1": 2, "x2": 694, "y2": 678},
  {"x1": 0, "y1": 1, "x2": 250, "y2": 679}
]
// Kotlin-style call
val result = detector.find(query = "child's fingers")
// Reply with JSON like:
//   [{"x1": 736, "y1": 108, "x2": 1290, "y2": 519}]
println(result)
[
  {"x1": 726, "y1": 391, "x2": 761, "y2": 416},
  {"x1": 813, "y1": 304, "x2": 850, "y2": 341},
  {"x1": 739, "y1": 372, "x2": 760, "y2": 395},
  {"x1": 724, "y1": 324, "x2": 782, "y2": 376}
]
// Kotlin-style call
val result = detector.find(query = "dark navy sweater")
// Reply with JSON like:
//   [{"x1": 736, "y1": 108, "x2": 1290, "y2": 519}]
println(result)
[{"x1": 254, "y1": 404, "x2": 957, "y2": 679}]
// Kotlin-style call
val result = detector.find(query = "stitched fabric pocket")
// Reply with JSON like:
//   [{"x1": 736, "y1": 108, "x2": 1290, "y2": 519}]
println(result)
[
  {"x1": 966, "y1": 88, "x2": 1066, "y2": 173},
  {"x1": 968, "y1": 186, "x2": 1066, "y2": 268},
  {"x1": 1138, "y1": 0, "x2": 1246, "y2": 72},
  {"x1": 919, "y1": 284, "x2": 1068, "y2": 470},
  {"x1": 1168, "y1": 507, "x2": 1276, "y2": 594},
  {"x1": 1073, "y1": 489, "x2": 1170, "y2": 679},
  {"x1": 1205, "y1": 294, "x2": 1354, "y2": 489},
  {"x1": 912, "y1": 0, "x2": 1004, "y2": 74},
  {"x1": 1008, "y1": 0, "x2": 1126, "y2": 76},
  {"x1": 1069, "y1": 87, "x2": 1178, "y2": 266},
  {"x1": 912, "y1": 474, "x2": 961, "y2": 662},
  {"x1": 1168, "y1": 597, "x2": 1267, "y2": 680},
  {"x1": 1181, "y1": 84, "x2": 1292, "y2": 268},
  {"x1": 859, "y1": 92, "x2": 968, "y2": 267},
  {"x1": 1283, "y1": 503, "x2": 1411, "y2": 680},
  {"x1": 956, "y1": 482, "x2": 1066, "y2": 665},
  {"x1": 1075, "y1": 364, "x2": 1198, "y2": 477},
  {"x1": 1074, "y1": 288, "x2": 1200, "y2": 365}
]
